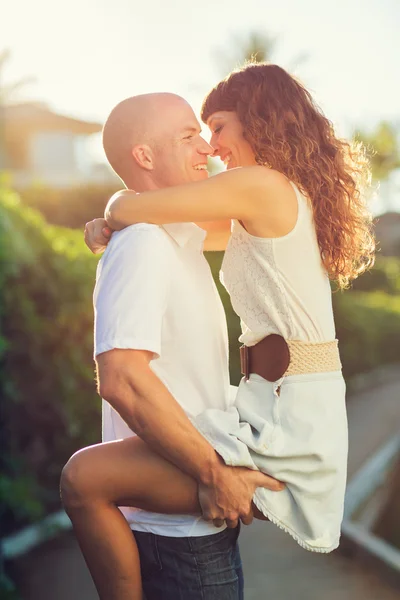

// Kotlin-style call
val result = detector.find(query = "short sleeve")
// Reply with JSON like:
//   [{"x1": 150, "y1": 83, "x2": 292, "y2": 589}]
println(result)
[{"x1": 93, "y1": 225, "x2": 172, "y2": 359}]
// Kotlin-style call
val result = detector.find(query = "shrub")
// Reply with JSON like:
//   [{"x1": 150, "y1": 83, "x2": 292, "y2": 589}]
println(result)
[
  {"x1": 205, "y1": 252, "x2": 242, "y2": 384},
  {"x1": 349, "y1": 256, "x2": 400, "y2": 295},
  {"x1": 333, "y1": 290, "x2": 400, "y2": 378},
  {"x1": 17, "y1": 183, "x2": 119, "y2": 229},
  {"x1": 0, "y1": 188, "x2": 101, "y2": 535}
]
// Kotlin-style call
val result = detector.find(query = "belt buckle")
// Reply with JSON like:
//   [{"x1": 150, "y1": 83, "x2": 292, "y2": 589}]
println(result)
[{"x1": 240, "y1": 344, "x2": 250, "y2": 381}]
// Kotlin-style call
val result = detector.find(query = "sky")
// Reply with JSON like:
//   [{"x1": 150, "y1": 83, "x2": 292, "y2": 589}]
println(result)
[
  {"x1": 1, "y1": 0, "x2": 400, "y2": 214},
  {"x1": 2, "y1": 0, "x2": 399, "y2": 126}
]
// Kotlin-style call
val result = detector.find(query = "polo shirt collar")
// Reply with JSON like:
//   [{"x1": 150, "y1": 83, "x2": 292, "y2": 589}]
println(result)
[{"x1": 162, "y1": 223, "x2": 206, "y2": 250}]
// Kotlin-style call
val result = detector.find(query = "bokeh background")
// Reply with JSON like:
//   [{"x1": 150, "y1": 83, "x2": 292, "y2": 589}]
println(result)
[{"x1": 1, "y1": 1, "x2": 399, "y2": 598}]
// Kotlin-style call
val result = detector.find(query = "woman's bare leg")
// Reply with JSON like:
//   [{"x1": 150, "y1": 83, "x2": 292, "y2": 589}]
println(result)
[{"x1": 60, "y1": 436, "x2": 201, "y2": 600}]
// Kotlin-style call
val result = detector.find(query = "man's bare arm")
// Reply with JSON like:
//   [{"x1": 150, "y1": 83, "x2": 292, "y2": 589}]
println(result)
[
  {"x1": 97, "y1": 348, "x2": 220, "y2": 486},
  {"x1": 83, "y1": 218, "x2": 231, "y2": 254},
  {"x1": 97, "y1": 348, "x2": 284, "y2": 525}
]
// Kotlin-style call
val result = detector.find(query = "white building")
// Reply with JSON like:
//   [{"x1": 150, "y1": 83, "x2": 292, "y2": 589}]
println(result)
[{"x1": 2, "y1": 102, "x2": 117, "y2": 188}]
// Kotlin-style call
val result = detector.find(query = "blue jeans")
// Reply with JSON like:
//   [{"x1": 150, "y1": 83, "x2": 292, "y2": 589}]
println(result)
[{"x1": 134, "y1": 524, "x2": 244, "y2": 600}]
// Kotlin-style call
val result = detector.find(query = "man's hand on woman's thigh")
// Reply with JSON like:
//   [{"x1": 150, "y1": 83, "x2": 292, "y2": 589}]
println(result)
[{"x1": 198, "y1": 462, "x2": 284, "y2": 529}]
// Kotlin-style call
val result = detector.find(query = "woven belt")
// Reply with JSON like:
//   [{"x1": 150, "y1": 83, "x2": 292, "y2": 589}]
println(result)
[{"x1": 240, "y1": 334, "x2": 341, "y2": 382}]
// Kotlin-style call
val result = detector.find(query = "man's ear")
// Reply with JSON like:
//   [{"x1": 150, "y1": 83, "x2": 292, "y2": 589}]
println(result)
[{"x1": 131, "y1": 144, "x2": 154, "y2": 170}]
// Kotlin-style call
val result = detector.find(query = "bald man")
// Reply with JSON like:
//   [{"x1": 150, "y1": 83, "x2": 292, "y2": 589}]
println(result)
[{"x1": 82, "y1": 94, "x2": 274, "y2": 599}]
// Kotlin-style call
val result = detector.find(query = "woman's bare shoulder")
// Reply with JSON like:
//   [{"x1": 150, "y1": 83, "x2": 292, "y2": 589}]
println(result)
[{"x1": 227, "y1": 165, "x2": 290, "y2": 192}]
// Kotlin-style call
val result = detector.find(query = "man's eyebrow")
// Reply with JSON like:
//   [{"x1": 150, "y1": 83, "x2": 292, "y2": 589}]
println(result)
[{"x1": 182, "y1": 126, "x2": 202, "y2": 134}]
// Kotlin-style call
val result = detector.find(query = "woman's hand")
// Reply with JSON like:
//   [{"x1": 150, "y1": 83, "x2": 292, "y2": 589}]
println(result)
[{"x1": 84, "y1": 218, "x2": 113, "y2": 254}]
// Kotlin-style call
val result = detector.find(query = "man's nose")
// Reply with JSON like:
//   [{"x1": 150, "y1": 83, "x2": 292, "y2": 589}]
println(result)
[{"x1": 198, "y1": 138, "x2": 214, "y2": 156}]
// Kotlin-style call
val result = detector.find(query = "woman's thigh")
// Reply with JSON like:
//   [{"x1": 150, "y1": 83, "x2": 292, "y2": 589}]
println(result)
[{"x1": 68, "y1": 436, "x2": 201, "y2": 515}]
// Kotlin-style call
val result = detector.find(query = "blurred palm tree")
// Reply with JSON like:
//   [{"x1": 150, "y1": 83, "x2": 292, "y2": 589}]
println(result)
[{"x1": 213, "y1": 30, "x2": 308, "y2": 77}]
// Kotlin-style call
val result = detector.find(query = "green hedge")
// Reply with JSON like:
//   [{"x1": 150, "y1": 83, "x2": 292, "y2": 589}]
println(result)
[
  {"x1": 17, "y1": 182, "x2": 119, "y2": 229},
  {"x1": 333, "y1": 289, "x2": 400, "y2": 378},
  {"x1": 204, "y1": 252, "x2": 242, "y2": 384},
  {"x1": 0, "y1": 188, "x2": 100, "y2": 536},
  {"x1": 350, "y1": 256, "x2": 400, "y2": 295}
]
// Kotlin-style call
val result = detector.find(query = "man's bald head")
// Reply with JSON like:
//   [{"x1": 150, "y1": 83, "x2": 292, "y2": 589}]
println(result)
[
  {"x1": 102, "y1": 92, "x2": 211, "y2": 190},
  {"x1": 102, "y1": 93, "x2": 191, "y2": 183}
]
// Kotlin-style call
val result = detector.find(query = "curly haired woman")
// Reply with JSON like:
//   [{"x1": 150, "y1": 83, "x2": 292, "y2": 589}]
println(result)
[{"x1": 64, "y1": 63, "x2": 375, "y2": 598}]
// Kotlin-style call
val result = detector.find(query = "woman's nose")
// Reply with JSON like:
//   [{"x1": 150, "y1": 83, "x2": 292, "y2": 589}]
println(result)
[
  {"x1": 210, "y1": 132, "x2": 221, "y2": 150},
  {"x1": 209, "y1": 139, "x2": 220, "y2": 157}
]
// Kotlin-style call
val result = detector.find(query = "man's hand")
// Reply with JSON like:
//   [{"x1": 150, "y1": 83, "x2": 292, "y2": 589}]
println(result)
[
  {"x1": 198, "y1": 460, "x2": 284, "y2": 529},
  {"x1": 84, "y1": 218, "x2": 113, "y2": 254}
]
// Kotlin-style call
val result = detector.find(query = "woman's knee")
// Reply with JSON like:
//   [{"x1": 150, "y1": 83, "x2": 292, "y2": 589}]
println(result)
[{"x1": 60, "y1": 449, "x2": 96, "y2": 512}]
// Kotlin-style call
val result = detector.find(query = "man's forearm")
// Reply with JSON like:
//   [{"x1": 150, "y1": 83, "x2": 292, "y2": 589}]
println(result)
[{"x1": 99, "y1": 356, "x2": 222, "y2": 486}]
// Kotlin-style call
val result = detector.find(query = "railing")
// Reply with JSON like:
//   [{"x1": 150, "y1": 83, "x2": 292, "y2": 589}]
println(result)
[{"x1": 341, "y1": 434, "x2": 400, "y2": 578}]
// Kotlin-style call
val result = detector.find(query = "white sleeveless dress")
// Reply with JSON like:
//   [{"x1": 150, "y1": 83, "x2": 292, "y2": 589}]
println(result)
[{"x1": 194, "y1": 182, "x2": 348, "y2": 553}]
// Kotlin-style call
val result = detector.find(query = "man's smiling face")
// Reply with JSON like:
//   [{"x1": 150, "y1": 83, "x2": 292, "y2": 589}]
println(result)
[{"x1": 152, "y1": 97, "x2": 213, "y2": 188}]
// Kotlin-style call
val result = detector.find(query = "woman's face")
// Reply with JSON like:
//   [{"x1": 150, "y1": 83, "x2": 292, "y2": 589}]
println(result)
[{"x1": 207, "y1": 111, "x2": 257, "y2": 169}]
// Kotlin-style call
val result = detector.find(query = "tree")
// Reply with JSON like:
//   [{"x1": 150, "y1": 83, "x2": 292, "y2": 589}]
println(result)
[
  {"x1": 354, "y1": 121, "x2": 400, "y2": 182},
  {"x1": 354, "y1": 121, "x2": 400, "y2": 214},
  {"x1": 213, "y1": 29, "x2": 308, "y2": 77}
]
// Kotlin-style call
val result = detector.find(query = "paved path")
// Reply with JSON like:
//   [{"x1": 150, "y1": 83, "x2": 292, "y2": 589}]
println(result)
[{"x1": 10, "y1": 377, "x2": 400, "y2": 600}]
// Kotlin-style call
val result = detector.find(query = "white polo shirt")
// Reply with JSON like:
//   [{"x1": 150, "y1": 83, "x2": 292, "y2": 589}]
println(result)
[{"x1": 93, "y1": 222, "x2": 232, "y2": 537}]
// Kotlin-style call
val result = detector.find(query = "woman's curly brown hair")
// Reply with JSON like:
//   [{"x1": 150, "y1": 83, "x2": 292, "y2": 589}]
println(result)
[{"x1": 201, "y1": 63, "x2": 375, "y2": 289}]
